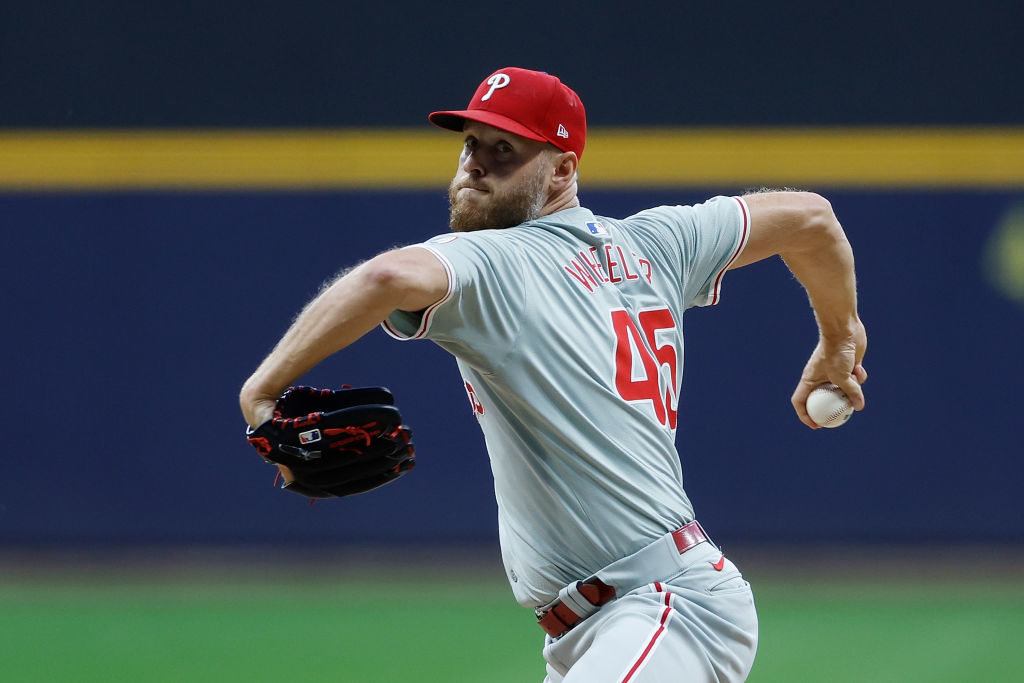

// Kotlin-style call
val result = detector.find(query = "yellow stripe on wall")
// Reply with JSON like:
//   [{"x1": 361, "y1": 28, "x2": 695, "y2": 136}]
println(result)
[
  {"x1": 587, "y1": 128, "x2": 1024, "y2": 189},
  {"x1": 1, "y1": 128, "x2": 1022, "y2": 190}
]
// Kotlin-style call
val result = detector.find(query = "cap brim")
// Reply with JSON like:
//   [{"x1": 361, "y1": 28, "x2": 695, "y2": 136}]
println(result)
[{"x1": 428, "y1": 109, "x2": 548, "y2": 144}]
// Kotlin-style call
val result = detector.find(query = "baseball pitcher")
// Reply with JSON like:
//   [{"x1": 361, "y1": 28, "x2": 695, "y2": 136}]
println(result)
[{"x1": 240, "y1": 67, "x2": 868, "y2": 682}]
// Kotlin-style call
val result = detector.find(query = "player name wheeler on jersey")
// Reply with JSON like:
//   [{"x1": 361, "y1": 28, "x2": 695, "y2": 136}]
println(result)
[{"x1": 383, "y1": 196, "x2": 749, "y2": 607}]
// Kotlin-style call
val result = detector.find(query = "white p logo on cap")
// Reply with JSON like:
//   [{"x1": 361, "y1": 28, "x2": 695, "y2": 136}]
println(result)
[{"x1": 481, "y1": 73, "x2": 511, "y2": 101}]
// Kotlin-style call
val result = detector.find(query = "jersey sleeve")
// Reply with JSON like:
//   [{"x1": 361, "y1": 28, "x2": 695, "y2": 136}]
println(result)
[
  {"x1": 627, "y1": 195, "x2": 750, "y2": 308},
  {"x1": 380, "y1": 232, "x2": 525, "y2": 373}
]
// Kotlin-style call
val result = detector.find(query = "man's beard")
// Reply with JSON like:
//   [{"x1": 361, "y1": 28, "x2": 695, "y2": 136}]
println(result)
[{"x1": 448, "y1": 166, "x2": 547, "y2": 232}]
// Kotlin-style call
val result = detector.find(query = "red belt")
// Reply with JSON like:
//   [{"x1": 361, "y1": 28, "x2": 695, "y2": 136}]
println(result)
[{"x1": 536, "y1": 521, "x2": 710, "y2": 638}]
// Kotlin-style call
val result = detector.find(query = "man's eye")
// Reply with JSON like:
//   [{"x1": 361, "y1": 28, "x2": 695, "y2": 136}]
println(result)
[{"x1": 497, "y1": 144, "x2": 513, "y2": 154}]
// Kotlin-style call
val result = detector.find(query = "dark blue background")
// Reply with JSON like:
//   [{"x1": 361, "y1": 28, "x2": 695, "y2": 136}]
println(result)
[
  {"x1": 2, "y1": 189, "x2": 1021, "y2": 546},
  {"x1": 2, "y1": 0, "x2": 1021, "y2": 549},
  {"x1": 2, "y1": 2, "x2": 1021, "y2": 127}
]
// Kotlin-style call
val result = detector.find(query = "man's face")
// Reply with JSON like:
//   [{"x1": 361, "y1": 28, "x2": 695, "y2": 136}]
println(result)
[{"x1": 448, "y1": 122, "x2": 554, "y2": 232}]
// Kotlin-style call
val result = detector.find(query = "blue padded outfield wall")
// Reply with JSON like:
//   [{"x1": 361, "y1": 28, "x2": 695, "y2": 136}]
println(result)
[
  {"x1": 1, "y1": 1, "x2": 1022, "y2": 547},
  {"x1": 2, "y1": 189, "x2": 1022, "y2": 546}
]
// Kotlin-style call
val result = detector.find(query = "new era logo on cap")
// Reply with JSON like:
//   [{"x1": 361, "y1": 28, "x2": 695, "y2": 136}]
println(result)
[{"x1": 428, "y1": 67, "x2": 587, "y2": 160}]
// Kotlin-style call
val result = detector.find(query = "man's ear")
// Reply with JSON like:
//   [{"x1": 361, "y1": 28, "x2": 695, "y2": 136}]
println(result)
[{"x1": 550, "y1": 151, "x2": 579, "y2": 188}]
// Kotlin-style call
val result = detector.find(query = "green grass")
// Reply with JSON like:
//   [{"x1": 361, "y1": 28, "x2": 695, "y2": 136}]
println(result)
[
  {"x1": 749, "y1": 582, "x2": 1024, "y2": 682},
  {"x1": 1, "y1": 573, "x2": 1022, "y2": 682},
  {"x1": 0, "y1": 575, "x2": 540, "y2": 683}
]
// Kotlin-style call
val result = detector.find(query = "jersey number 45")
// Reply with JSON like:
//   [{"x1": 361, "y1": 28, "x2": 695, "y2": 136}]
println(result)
[{"x1": 611, "y1": 308, "x2": 679, "y2": 430}]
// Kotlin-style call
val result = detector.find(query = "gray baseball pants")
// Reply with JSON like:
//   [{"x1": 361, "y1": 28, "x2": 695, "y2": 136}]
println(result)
[{"x1": 541, "y1": 530, "x2": 758, "y2": 682}]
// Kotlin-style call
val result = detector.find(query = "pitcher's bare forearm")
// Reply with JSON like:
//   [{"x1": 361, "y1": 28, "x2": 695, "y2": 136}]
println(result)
[
  {"x1": 781, "y1": 218, "x2": 867, "y2": 414},
  {"x1": 735, "y1": 192, "x2": 860, "y2": 332},
  {"x1": 733, "y1": 191, "x2": 867, "y2": 426},
  {"x1": 239, "y1": 247, "x2": 447, "y2": 426}
]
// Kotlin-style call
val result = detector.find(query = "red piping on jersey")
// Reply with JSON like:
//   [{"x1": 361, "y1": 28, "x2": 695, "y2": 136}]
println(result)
[
  {"x1": 380, "y1": 245, "x2": 455, "y2": 340},
  {"x1": 708, "y1": 196, "x2": 751, "y2": 306}
]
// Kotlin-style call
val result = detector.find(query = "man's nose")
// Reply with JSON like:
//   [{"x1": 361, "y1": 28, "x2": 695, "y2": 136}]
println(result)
[{"x1": 461, "y1": 150, "x2": 485, "y2": 176}]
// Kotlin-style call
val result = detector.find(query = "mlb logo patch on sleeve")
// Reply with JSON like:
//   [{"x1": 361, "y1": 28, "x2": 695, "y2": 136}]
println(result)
[{"x1": 586, "y1": 221, "x2": 608, "y2": 236}]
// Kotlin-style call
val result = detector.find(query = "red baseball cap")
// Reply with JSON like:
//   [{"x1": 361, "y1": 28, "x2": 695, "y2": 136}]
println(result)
[{"x1": 429, "y1": 67, "x2": 587, "y2": 160}]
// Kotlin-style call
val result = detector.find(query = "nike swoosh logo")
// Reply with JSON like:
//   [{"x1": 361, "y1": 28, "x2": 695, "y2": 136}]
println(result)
[{"x1": 711, "y1": 556, "x2": 725, "y2": 571}]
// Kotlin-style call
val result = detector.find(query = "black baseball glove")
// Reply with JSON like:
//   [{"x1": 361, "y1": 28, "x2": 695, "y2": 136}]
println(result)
[{"x1": 246, "y1": 386, "x2": 415, "y2": 498}]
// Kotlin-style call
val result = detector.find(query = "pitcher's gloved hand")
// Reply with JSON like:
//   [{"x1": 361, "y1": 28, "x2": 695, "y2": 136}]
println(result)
[{"x1": 246, "y1": 386, "x2": 415, "y2": 498}]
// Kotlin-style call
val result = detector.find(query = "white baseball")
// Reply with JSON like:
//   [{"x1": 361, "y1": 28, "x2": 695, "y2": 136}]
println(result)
[{"x1": 806, "y1": 383, "x2": 854, "y2": 428}]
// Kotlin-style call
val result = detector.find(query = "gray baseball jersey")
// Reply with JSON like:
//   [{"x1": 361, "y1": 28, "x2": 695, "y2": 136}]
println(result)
[{"x1": 383, "y1": 196, "x2": 750, "y2": 608}]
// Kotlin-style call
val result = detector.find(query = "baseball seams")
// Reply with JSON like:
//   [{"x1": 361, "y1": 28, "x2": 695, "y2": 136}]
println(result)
[
  {"x1": 819, "y1": 385, "x2": 851, "y2": 425},
  {"x1": 821, "y1": 407, "x2": 849, "y2": 425},
  {"x1": 806, "y1": 383, "x2": 853, "y2": 428}
]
